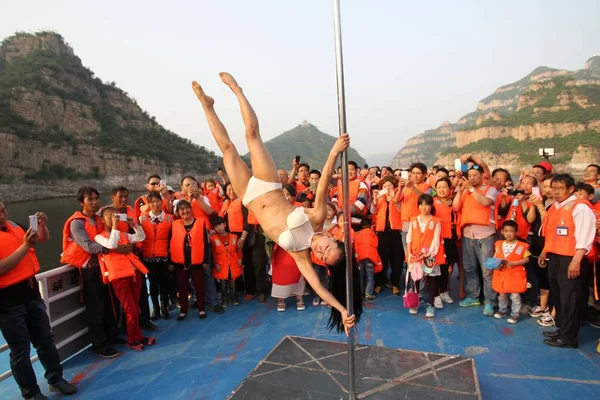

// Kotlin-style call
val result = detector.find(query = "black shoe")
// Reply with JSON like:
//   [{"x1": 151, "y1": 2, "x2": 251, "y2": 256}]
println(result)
[
  {"x1": 141, "y1": 321, "x2": 159, "y2": 331},
  {"x1": 108, "y1": 337, "x2": 127, "y2": 346},
  {"x1": 543, "y1": 336, "x2": 578, "y2": 349},
  {"x1": 49, "y1": 378, "x2": 78, "y2": 395},
  {"x1": 150, "y1": 309, "x2": 160, "y2": 321},
  {"x1": 542, "y1": 330, "x2": 559, "y2": 338},
  {"x1": 31, "y1": 393, "x2": 49, "y2": 400},
  {"x1": 209, "y1": 305, "x2": 224, "y2": 314},
  {"x1": 177, "y1": 313, "x2": 187, "y2": 321},
  {"x1": 161, "y1": 305, "x2": 170, "y2": 319},
  {"x1": 92, "y1": 345, "x2": 119, "y2": 358}
]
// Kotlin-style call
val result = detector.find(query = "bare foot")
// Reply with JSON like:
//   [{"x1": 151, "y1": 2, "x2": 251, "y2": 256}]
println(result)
[
  {"x1": 191, "y1": 81, "x2": 214, "y2": 107},
  {"x1": 219, "y1": 72, "x2": 241, "y2": 93}
]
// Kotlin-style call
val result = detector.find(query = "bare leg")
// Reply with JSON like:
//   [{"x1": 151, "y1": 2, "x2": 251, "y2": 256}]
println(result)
[
  {"x1": 219, "y1": 72, "x2": 279, "y2": 183},
  {"x1": 192, "y1": 81, "x2": 251, "y2": 200}
]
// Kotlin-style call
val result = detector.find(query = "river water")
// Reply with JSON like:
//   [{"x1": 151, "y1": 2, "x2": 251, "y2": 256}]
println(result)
[{"x1": 7, "y1": 192, "x2": 144, "y2": 272}]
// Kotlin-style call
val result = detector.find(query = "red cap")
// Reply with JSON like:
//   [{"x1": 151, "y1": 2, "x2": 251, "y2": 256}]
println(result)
[{"x1": 538, "y1": 161, "x2": 552, "y2": 173}]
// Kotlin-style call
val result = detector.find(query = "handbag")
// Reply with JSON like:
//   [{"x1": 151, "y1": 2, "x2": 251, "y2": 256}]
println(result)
[{"x1": 403, "y1": 266, "x2": 420, "y2": 309}]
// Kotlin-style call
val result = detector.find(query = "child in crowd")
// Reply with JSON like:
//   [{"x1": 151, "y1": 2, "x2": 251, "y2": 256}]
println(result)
[
  {"x1": 492, "y1": 220, "x2": 529, "y2": 324},
  {"x1": 406, "y1": 194, "x2": 446, "y2": 317},
  {"x1": 210, "y1": 216, "x2": 243, "y2": 307},
  {"x1": 354, "y1": 220, "x2": 382, "y2": 300},
  {"x1": 95, "y1": 207, "x2": 157, "y2": 351}
]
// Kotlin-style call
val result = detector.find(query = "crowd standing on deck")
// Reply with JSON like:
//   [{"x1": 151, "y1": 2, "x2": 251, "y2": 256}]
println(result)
[{"x1": 1, "y1": 155, "x2": 600, "y2": 399}]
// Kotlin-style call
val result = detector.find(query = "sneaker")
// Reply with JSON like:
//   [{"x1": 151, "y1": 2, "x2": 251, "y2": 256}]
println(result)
[
  {"x1": 529, "y1": 306, "x2": 549, "y2": 318},
  {"x1": 231, "y1": 297, "x2": 240, "y2": 306},
  {"x1": 364, "y1": 294, "x2": 377, "y2": 301},
  {"x1": 198, "y1": 311, "x2": 207, "y2": 319},
  {"x1": 409, "y1": 307, "x2": 418, "y2": 315},
  {"x1": 494, "y1": 310, "x2": 507, "y2": 319},
  {"x1": 209, "y1": 305, "x2": 224, "y2": 314},
  {"x1": 459, "y1": 298, "x2": 481, "y2": 307},
  {"x1": 92, "y1": 345, "x2": 119, "y2": 358},
  {"x1": 537, "y1": 313, "x2": 555, "y2": 327},
  {"x1": 127, "y1": 341, "x2": 145, "y2": 351},
  {"x1": 433, "y1": 296, "x2": 443, "y2": 309},
  {"x1": 392, "y1": 286, "x2": 401, "y2": 296},
  {"x1": 277, "y1": 301, "x2": 286, "y2": 312},
  {"x1": 507, "y1": 315, "x2": 519, "y2": 324},
  {"x1": 313, "y1": 297, "x2": 320, "y2": 307},
  {"x1": 177, "y1": 312, "x2": 187, "y2": 321},
  {"x1": 373, "y1": 286, "x2": 382, "y2": 294},
  {"x1": 297, "y1": 301, "x2": 306, "y2": 311},
  {"x1": 483, "y1": 304, "x2": 494, "y2": 317},
  {"x1": 49, "y1": 378, "x2": 78, "y2": 395},
  {"x1": 439, "y1": 292, "x2": 454, "y2": 304},
  {"x1": 425, "y1": 305, "x2": 435, "y2": 318}
]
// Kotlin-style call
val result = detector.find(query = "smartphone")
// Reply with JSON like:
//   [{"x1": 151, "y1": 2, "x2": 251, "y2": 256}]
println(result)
[
  {"x1": 116, "y1": 213, "x2": 128, "y2": 222},
  {"x1": 378, "y1": 188, "x2": 389, "y2": 197},
  {"x1": 532, "y1": 187, "x2": 541, "y2": 198},
  {"x1": 310, "y1": 181, "x2": 318, "y2": 192},
  {"x1": 160, "y1": 179, "x2": 166, "y2": 187},
  {"x1": 461, "y1": 162, "x2": 470, "y2": 173},
  {"x1": 28, "y1": 215, "x2": 38, "y2": 232},
  {"x1": 295, "y1": 155, "x2": 301, "y2": 164},
  {"x1": 401, "y1": 170, "x2": 409, "y2": 180},
  {"x1": 454, "y1": 158, "x2": 461, "y2": 171}
]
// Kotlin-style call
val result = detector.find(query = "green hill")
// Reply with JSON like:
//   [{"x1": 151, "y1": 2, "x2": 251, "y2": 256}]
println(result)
[{"x1": 246, "y1": 122, "x2": 366, "y2": 171}]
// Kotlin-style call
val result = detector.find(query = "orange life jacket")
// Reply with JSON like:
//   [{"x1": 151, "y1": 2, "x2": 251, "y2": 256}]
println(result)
[
  {"x1": 140, "y1": 213, "x2": 173, "y2": 258},
  {"x1": 494, "y1": 192, "x2": 509, "y2": 230},
  {"x1": 170, "y1": 219, "x2": 205, "y2": 265},
  {"x1": 220, "y1": 198, "x2": 244, "y2": 233},
  {"x1": 542, "y1": 198, "x2": 592, "y2": 257},
  {"x1": 400, "y1": 182, "x2": 431, "y2": 223},
  {"x1": 61, "y1": 211, "x2": 103, "y2": 268},
  {"x1": 459, "y1": 185, "x2": 494, "y2": 228},
  {"x1": 355, "y1": 228, "x2": 383, "y2": 274},
  {"x1": 329, "y1": 225, "x2": 355, "y2": 244},
  {"x1": 491, "y1": 240, "x2": 528, "y2": 294},
  {"x1": 189, "y1": 198, "x2": 212, "y2": 230},
  {"x1": 434, "y1": 198, "x2": 453, "y2": 239},
  {"x1": 295, "y1": 180, "x2": 314, "y2": 200},
  {"x1": 507, "y1": 198, "x2": 532, "y2": 240},
  {"x1": 408, "y1": 216, "x2": 446, "y2": 266},
  {"x1": 0, "y1": 221, "x2": 41, "y2": 288},
  {"x1": 375, "y1": 197, "x2": 402, "y2": 231},
  {"x1": 336, "y1": 178, "x2": 366, "y2": 216},
  {"x1": 247, "y1": 210, "x2": 258, "y2": 225},
  {"x1": 134, "y1": 194, "x2": 170, "y2": 220},
  {"x1": 206, "y1": 189, "x2": 223, "y2": 212},
  {"x1": 97, "y1": 231, "x2": 148, "y2": 283},
  {"x1": 210, "y1": 233, "x2": 243, "y2": 280}
]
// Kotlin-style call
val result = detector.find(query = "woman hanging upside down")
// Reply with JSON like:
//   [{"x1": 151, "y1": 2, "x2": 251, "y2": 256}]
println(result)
[{"x1": 191, "y1": 73, "x2": 362, "y2": 334}]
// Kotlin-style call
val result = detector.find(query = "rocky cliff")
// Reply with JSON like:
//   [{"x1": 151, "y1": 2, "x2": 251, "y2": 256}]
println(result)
[
  {"x1": 390, "y1": 56, "x2": 600, "y2": 173},
  {"x1": 0, "y1": 31, "x2": 222, "y2": 202}
]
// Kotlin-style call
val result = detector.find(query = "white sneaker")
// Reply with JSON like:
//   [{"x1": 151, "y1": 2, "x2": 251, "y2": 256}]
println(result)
[
  {"x1": 409, "y1": 307, "x2": 418, "y2": 315},
  {"x1": 425, "y1": 305, "x2": 435, "y2": 318},
  {"x1": 537, "y1": 312, "x2": 555, "y2": 327},
  {"x1": 439, "y1": 292, "x2": 453, "y2": 304},
  {"x1": 433, "y1": 296, "x2": 443, "y2": 309},
  {"x1": 529, "y1": 305, "x2": 548, "y2": 318}
]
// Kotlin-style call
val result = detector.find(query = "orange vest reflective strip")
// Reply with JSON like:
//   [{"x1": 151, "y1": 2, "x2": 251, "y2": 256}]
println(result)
[
  {"x1": 355, "y1": 228, "x2": 382, "y2": 274},
  {"x1": 140, "y1": 214, "x2": 173, "y2": 258},
  {"x1": 375, "y1": 199, "x2": 402, "y2": 231},
  {"x1": 61, "y1": 211, "x2": 102, "y2": 268},
  {"x1": 210, "y1": 234, "x2": 243, "y2": 280},
  {"x1": 225, "y1": 199, "x2": 244, "y2": 233},
  {"x1": 492, "y1": 240, "x2": 528, "y2": 294},
  {"x1": 170, "y1": 219, "x2": 205, "y2": 265},
  {"x1": 460, "y1": 186, "x2": 493, "y2": 227},
  {"x1": 507, "y1": 199, "x2": 532, "y2": 240},
  {"x1": 0, "y1": 221, "x2": 41, "y2": 288},
  {"x1": 401, "y1": 182, "x2": 431, "y2": 223},
  {"x1": 542, "y1": 199, "x2": 590, "y2": 257},
  {"x1": 408, "y1": 216, "x2": 445, "y2": 266},
  {"x1": 98, "y1": 231, "x2": 148, "y2": 282},
  {"x1": 337, "y1": 178, "x2": 366, "y2": 215},
  {"x1": 434, "y1": 198, "x2": 453, "y2": 239}
]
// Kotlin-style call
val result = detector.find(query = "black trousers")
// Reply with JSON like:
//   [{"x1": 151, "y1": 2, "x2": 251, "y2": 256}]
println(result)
[
  {"x1": 242, "y1": 229, "x2": 268, "y2": 296},
  {"x1": 145, "y1": 260, "x2": 170, "y2": 308},
  {"x1": 0, "y1": 297, "x2": 63, "y2": 399},
  {"x1": 547, "y1": 253, "x2": 590, "y2": 345},
  {"x1": 81, "y1": 265, "x2": 118, "y2": 348},
  {"x1": 375, "y1": 229, "x2": 405, "y2": 288}
]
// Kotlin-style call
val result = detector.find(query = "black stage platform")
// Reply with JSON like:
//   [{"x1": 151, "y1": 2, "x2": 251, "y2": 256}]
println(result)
[{"x1": 228, "y1": 335, "x2": 482, "y2": 399}]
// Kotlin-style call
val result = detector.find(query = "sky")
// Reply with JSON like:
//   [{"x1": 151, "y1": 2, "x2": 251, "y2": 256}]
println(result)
[{"x1": 1, "y1": 0, "x2": 599, "y2": 158}]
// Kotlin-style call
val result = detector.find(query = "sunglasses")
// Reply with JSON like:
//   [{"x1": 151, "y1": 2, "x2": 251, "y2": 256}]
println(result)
[{"x1": 149, "y1": 182, "x2": 160, "y2": 186}]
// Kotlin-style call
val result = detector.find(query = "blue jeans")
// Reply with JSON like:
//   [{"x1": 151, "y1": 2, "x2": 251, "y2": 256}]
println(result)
[
  {"x1": 0, "y1": 298, "x2": 63, "y2": 399},
  {"x1": 498, "y1": 293, "x2": 521, "y2": 317},
  {"x1": 359, "y1": 260, "x2": 375, "y2": 296},
  {"x1": 462, "y1": 235, "x2": 497, "y2": 306},
  {"x1": 203, "y1": 265, "x2": 219, "y2": 307}
]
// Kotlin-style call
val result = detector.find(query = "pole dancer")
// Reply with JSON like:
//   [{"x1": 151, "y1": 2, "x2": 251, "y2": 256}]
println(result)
[{"x1": 190, "y1": 74, "x2": 363, "y2": 335}]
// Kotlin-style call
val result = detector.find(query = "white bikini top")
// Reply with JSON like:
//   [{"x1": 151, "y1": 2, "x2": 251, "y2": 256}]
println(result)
[{"x1": 277, "y1": 207, "x2": 315, "y2": 252}]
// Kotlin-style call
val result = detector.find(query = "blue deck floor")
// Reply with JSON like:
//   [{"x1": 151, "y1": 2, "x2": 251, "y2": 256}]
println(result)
[{"x1": 1, "y1": 288, "x2": 599, "y2": 399}]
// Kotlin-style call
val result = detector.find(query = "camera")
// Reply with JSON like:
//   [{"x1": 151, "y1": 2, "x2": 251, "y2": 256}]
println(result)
[
  {"x1": 507, "y1": 188, "x2": 525, "y2": 196},
  {"x1": 538, "y1": 148, "x2": 555, "y2": 157}
]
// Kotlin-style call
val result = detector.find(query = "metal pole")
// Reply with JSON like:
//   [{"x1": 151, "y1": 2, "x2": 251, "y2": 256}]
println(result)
[{"x1": 332, "y1": 0, "x2": 356, "y2": 398}]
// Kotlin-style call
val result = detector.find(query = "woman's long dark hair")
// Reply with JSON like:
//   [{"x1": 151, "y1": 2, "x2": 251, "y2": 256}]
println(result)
[{"x1": 326, "y1": 240, "x2": 363, "y2": 333}]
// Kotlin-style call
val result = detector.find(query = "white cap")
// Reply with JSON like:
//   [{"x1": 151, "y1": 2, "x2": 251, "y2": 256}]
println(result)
[{"x1": 167, "y1": 185, "x2": 175, "y2": 192}]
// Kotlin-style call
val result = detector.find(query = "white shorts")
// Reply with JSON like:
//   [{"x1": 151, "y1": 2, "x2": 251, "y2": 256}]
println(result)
[{"x1": 242, "y1": 176, "x2": 282, "y2": 206}]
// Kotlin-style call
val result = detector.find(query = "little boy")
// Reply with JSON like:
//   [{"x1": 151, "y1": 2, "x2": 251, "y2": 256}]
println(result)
[
  {"x1": 209, "y1": 216, "x2": 243, "y2": 307},
  {"x1": 354, "y1": 220, "x2": 382, "y2": 300},
  {"x1": 492, "y1": 220, "x2": 530, "y2": 324}
]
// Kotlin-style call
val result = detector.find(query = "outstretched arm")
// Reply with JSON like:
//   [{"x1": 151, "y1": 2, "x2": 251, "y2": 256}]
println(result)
[{"x1": 313, "y1": 134, "x2": 350, "y2": 219}]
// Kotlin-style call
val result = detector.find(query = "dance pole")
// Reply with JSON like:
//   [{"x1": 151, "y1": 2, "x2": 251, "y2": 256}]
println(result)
[{"x1": 332, "y1": 0, "x2": 356, "y2": 398}]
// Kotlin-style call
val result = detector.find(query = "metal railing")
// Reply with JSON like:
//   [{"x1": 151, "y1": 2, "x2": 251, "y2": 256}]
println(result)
[{"x1": 0, "y1": 265, "x2": 90, "y2": 383}]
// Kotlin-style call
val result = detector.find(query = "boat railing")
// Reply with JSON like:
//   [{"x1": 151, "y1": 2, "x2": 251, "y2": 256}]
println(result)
[{"x1": 0, "y1": 265, "x2": 90, "y2": 383}]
